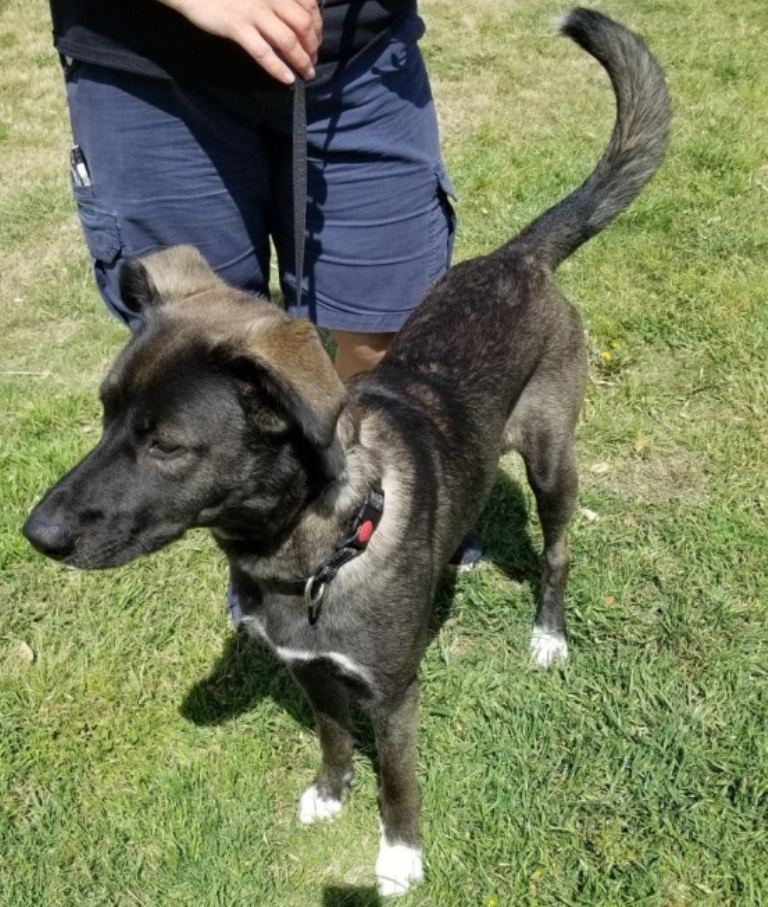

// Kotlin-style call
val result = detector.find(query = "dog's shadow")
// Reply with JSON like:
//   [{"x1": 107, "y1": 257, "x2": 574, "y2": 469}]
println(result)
[
  {"x1": 322, "y1": 887, "x2": 382, "y2": 907},
  {"x1": 180, "y1": 629, "x2": 310, "y2": 728},
  {"x1": 181, "y1": 470, "x2": 539, "y2": 734},
  {"x1": 474, "y1": 468, "x2": 540, "y2": 586},
  {"x1": 432, "y1": 469, "x2": 540, "y2": 628}
]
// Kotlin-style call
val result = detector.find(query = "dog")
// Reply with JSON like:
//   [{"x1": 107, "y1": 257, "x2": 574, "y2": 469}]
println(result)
[{"x1": 23, "y1": 8, "x2": 670, "y2": 896}]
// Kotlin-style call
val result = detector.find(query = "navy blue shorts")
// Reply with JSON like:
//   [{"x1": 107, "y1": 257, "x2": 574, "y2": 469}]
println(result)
[{"x1": 63, "y1": 15, "x2": 456, "y2": 332}]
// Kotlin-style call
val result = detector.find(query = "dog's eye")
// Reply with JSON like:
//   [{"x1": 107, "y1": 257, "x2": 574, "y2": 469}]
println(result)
[{"x1": 148, "y1": 439, "x2": 184, "y2": 460}]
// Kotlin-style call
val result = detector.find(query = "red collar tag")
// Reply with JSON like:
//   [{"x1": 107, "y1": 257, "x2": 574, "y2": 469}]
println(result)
[{"x1": 356, "y1": 519, "x2": 375, "y2": 545}]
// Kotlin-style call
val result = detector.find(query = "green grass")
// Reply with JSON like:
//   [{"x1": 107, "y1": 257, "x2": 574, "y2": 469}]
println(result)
[{"x1": 1, "y1": 0, "x2": 767, "y2": 904}]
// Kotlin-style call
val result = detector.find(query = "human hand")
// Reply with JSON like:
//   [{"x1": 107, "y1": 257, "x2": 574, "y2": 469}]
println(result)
[{"x1": 159, "y1": 0, "x2": 322, "y2": 84}]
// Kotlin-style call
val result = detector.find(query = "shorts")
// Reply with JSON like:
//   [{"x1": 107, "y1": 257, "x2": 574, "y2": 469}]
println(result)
[{"x1": 62, "y1": 16, "x2": 456, "y2": 333}]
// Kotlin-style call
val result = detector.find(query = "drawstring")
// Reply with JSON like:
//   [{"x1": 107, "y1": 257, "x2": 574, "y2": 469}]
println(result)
[{"x1": 292, "y1": 77, "x2": 307, "y2": 309}]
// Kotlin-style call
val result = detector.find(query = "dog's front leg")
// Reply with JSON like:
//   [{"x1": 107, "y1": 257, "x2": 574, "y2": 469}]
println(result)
[
  {"x1": 290, "y1": 662, "x2": 355, "y2": 824},
  {"x1": 372, "y1": 680, "x2": 424, "y2": 896}
]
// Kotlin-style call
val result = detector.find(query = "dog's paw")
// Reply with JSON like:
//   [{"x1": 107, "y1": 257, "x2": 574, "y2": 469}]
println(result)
[
  {"x1": 298, "y1": 784, "x2": 343, "y2": 825},
  {"x1": 530, "y1": 629, "x2": 569, "y2": 668},
  {"x1": 375, "y1": 835, "x2": 424, "y2": 897}
]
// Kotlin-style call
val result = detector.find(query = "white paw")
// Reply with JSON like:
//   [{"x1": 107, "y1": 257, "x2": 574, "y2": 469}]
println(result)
[
  {"x1": 530, "y1": 629, "x2": 569, "y2": 668},
  {"x1": 298, "y1": 784, "x2": 343, "y2": 825},
  {"x1": 375, "y1": 835, "x2": 424, "y2": 897}
]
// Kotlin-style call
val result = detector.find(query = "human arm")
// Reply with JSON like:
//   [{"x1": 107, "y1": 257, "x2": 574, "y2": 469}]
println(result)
[{"x1": 157, "y1": 0, "x2": 322, "y2": 84}]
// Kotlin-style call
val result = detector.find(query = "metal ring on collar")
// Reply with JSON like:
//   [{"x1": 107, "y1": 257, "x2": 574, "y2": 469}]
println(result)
[{"x1": 304, "y1": 575, "x2": 327, "y2": 607}]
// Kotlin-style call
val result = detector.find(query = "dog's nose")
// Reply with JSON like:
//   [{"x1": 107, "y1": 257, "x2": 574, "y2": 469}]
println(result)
[{"x1": 22, "y1": 511, "x2": 77, "y2": 561}]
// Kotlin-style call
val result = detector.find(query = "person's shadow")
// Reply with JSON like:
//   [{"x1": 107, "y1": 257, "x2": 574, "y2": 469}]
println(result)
[{"x1": 180, "y1": 469, "x2": 540, "y2": 734}]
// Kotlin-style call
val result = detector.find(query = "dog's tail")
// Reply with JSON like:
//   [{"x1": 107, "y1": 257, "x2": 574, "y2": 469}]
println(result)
[{"x1": 512, "y1": 8, "x2": 670, "y2": 269}]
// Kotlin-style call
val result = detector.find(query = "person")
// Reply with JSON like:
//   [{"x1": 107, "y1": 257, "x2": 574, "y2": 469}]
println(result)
[
  {"x1": 48, "y1": 0, "x2": 457, "y2": 379},
  {"x1": 49, "y1": 0, "x2": 480, "y2": 566}
]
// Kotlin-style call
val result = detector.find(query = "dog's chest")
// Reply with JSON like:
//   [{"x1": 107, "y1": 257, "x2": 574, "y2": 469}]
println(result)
[{"x1": 233, "y1": 587, "x2": 375, "y2": 690}]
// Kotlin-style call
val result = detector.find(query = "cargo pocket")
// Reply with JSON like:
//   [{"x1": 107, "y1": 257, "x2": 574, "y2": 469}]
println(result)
[
  {"x1": 429, "y1": 161, "x2": 458, "y2": 282},
  {"x1": 73, "y1": 189, "x2": 122, "y2": 266},
  {"x1": 72, "y1": 185, "x2": 131, "y2": 325}
]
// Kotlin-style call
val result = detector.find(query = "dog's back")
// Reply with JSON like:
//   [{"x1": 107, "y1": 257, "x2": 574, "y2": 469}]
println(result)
[{"x1": 382, "y1": 7, "x2": 670, "y2": 391}]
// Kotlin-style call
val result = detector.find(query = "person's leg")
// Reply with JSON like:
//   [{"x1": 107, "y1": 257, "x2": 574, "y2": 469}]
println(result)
[
  {"x1": 62, "y1": 62, "x2": 274, "y2": 329},
  {"x1": 268, "y1": 14, "x2": 456, "y2": 376},
  {"x1": 330, "y1": 329, "x2": 393, "y2": 380}
]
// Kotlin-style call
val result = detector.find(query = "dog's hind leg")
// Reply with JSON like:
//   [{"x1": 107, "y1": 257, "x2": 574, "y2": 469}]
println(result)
[
  {"x1": 372, "y1": 680, "x2": 424, "y2": 896},
  {"x1": 520, "y1": 429, "x2": 579, "y2": 667},
  {"x1": 291, "y1": 663, "x2": 355, "y2": 824}
]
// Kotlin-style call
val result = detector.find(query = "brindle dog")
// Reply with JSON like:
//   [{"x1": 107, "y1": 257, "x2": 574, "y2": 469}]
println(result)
[{"x1": 24, "y1": 9, "x2": 670, "y2": 896}]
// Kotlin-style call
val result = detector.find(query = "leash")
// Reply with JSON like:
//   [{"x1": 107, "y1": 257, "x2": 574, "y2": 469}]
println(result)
[
  {"x1": 228, "y1": 486, "x2": 385, "y2": 626},
  {"x1": 292, "y1": 77, "x2": 307, "y2": 310},
  {"x1": 227, "y1": 79, "x2": 382, "y2": 628}
]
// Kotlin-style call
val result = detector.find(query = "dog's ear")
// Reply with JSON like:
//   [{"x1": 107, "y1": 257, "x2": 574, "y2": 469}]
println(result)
[
  {"x1": 119, "y1": 258, "x2": 160, "y2": 315},
  {"x1": 218, "y1": 317, "x2": 347, "y2": 476},
  {"x1": 119, "y1": 246, "x2": 220, "y2": 315}
]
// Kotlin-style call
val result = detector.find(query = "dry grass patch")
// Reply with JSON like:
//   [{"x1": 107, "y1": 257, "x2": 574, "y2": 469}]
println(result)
[
  {"x1": 588, "y1": 448, "x2": 710, "y2": 506},
  {"x1": 0, "y1": 2, "x2": 69, "y2": 207}
]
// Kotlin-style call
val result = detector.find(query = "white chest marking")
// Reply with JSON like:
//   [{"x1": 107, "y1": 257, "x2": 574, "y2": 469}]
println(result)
[{"x1": 241, "y1": 615, "x2": 373, "y2": 687}]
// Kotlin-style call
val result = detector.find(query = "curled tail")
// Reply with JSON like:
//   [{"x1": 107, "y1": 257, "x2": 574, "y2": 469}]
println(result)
[{"x1": 513, "y1": 8, "x2": 671, "y2": 269}]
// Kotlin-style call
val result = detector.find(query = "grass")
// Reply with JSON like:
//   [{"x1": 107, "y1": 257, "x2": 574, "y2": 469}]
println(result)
[{"x1": 1, "y1": 0, "x2": 767, "y2": 904}]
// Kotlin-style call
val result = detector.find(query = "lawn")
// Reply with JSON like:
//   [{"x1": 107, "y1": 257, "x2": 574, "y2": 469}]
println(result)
[{"x1": 1, "y1": 0, "x2": 766, "y2": 904}]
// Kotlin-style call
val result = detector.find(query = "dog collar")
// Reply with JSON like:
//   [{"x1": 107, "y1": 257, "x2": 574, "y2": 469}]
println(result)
[
  {"x1": 301, "y1": 485, "x2": 385, "y2": 624},
  {"x1": 229, "y1": 486, "x2": 385, "y2": 627}
]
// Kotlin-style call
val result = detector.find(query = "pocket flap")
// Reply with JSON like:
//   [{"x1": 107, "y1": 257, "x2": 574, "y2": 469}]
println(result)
[{"x1": 74, "y1": 193, "x2": 122, "y2": 265}]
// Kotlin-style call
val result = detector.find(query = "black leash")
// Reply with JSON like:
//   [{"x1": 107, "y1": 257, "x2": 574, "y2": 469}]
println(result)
[
  {"x1": 227, "y1": 73, "x2": 380, "y2": 629},
  {"x1": 292, "y1": 77, "x2": 307, "y2": 310},
  {"x1": 233, "y1": 80, "x2": 383, "y2": 627}
]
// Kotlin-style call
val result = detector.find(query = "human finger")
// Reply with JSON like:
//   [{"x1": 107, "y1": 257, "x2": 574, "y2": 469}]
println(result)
[{"x1": 250, "y1": 11, "x2": 316, "y2": 79}]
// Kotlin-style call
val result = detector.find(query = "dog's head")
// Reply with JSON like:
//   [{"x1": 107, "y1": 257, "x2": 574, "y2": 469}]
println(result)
[{"x1": 23, "y1": 246, "x2": 346, "y2": 568}]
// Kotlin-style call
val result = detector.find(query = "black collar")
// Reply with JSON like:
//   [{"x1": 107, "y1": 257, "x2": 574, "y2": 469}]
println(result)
[{"x1": 259, "y1": 485, "x2": 385, "y2": 625}]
